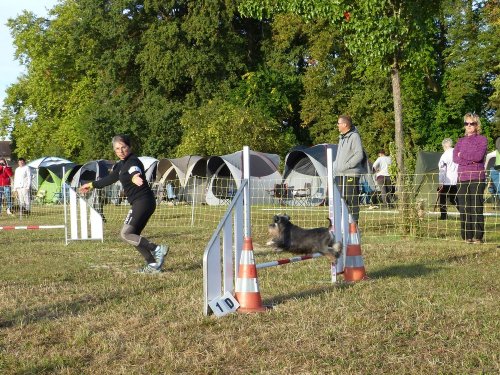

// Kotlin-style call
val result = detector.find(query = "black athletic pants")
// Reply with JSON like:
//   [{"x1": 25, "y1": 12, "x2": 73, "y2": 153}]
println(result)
[
  {"x1": 438, "y1": 185, "x2": 458, "y2": 219},
  {"x1": 456, "y1": 181, "x2": 485, "y2": 241},
  {"x1": 121, "y1": 195, "x2": 158, "y2": 263}
]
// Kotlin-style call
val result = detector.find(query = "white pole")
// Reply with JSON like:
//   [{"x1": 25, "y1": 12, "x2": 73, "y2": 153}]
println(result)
[
  {"x1": 243, "y1": 146, "x2": 251, "y2": 238},
  {"x1": 327, "y1": 147, "x2": 335, "y2": 222},
  {"x1": 62, "y1": 166, "x2": 68, "y2": 245},
  {"x1": 327, "y1": 146, "x2": 345, "y2": 276}
]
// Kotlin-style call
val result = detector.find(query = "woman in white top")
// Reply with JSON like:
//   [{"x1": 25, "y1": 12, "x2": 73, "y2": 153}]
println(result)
[
  {"x1": 438, "y1": 138, "x2": 459, "y2": 220},
  {"x1": 13, "y1": 158, "x2": 32, "y2": 214},
  {"x1": 372, "y1": 150, "x2": 395, "y2": 207}
]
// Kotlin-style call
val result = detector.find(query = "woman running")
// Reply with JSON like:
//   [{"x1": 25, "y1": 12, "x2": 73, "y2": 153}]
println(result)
[{"x1": 80, "y1": 135, "x2": 168, "y2": 273}]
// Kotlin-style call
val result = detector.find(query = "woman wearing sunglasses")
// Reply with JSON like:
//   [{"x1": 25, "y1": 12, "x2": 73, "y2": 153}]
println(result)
[{"x1": 453, "y1": 113, "x2": 488, "y2": 244}]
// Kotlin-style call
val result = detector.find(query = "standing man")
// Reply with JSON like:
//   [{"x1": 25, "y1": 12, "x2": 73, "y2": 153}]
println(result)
[
  {"x1": 372, "y1": 150, "x2": 395, "y2": 208},
  {"x1": 334, "y1": 115, "x2": 367, "y2": 223},
  {"x1": 0, "y1": 158, "x2": 13, "y2": 215},
  {"x1": 437, "y1": 138, "x2": 458, "y2": 220},
  {"x1": 14, "y1": 158, "x2": 32, "y2": 215}
]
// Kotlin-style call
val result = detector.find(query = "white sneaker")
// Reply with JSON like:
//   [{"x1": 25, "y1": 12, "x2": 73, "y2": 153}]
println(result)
[
  {"x1": 136, "y1": 264, "x2": 162, "y2": 274},
  {"x1": 153, "y1": 245, "x2": 169, "y2": 269}
]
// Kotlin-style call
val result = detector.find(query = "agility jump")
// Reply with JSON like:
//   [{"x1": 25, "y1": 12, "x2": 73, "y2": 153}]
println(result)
[
  {"x1": 0, "y1": 185, "x2": 103, "y2": 244},
  {"x1": 203, "y1": 146, "x2": 367, "y2": 316}
]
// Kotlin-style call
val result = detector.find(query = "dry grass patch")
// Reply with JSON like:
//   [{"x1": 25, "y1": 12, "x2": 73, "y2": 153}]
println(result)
[{"x1": 0, "y1": 222, "x2": 498, "y2": 374}]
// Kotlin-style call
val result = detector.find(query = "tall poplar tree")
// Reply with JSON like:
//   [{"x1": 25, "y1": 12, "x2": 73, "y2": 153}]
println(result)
[{"x1": 238, "y1": 0, "x2": 441, "y2": 184}]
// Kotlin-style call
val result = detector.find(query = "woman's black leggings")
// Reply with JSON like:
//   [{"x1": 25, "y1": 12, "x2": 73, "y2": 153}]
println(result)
[
  {"x1": 120, "y1": 195, "x2": 158, "y2": 264},
  {"x1": 456, "y1": 181, "x2": 485, "y2": 241}
]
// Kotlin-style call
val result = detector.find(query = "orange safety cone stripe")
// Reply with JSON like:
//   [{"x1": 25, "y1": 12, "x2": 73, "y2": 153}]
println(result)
[
  {"x1": 238, "y1": 265, "x2": 258, "y2": 279},
  {"x1": 346, "y1": 244, "x2": 362, "y2": 256},
  {"x1": 344, "y1": 267, "x2": 368, "y2": 281},
  {"x1": 349, "y1": 222, "x2": 357, "y2": 233}
]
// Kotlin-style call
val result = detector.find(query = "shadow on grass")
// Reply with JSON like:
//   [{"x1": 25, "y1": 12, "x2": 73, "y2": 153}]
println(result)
[
  {"x1": 0, "y1": 283, "x2": 167, "y2": 329},
  {"x1": 263, "y1": 283, "x2": 353, "y2": 308},
  {"x1": 367, "y1": 263, "x2": 442, "y2": 279}
]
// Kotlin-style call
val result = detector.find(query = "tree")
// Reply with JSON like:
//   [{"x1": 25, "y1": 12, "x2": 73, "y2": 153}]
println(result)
[
  {"x1": 238, "y1": 0, "x2": 441, "y2": 184},
  {"x1": 1, "y1": 1, "x2": 268, "y2": 161},
  {"x1": 177, "y1": 97, "x2": 296, "y2": 156},
  {"x1": 432, "y1": 0, "x2": 499, "y2": 144}
]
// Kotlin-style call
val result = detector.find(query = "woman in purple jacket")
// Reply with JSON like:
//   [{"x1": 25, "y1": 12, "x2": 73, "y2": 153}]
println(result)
[{"x1": 453, "y1": 113, "x2": 488, "y2": 244}]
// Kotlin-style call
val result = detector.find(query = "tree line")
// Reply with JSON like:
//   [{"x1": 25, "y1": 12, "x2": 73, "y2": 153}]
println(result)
[{"x1": 1, "y1": 0, "x2": 498, "y2": 174}]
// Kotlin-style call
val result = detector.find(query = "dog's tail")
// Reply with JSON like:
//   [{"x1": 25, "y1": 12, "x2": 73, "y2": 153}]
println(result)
[{"x1": 327, "y1": 217, "x2": 333, "y2": 231}]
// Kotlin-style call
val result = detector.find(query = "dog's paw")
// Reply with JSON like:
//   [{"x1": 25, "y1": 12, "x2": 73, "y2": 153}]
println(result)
[{"x1": 266, "y1": 239, "x2": 275, "y2": 246}]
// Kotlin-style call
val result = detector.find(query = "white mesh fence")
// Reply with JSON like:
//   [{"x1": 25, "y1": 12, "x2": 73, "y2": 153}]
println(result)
[{"x1": 1, "y1": 173, "x2": 499, "y2": 244}]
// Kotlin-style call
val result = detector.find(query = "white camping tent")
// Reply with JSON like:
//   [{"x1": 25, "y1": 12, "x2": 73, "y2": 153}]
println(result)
[
  {"x1": 282, "y1": 144, "x2": 336, "y2": 206},
  {"x1": 138, "y1": 156, "x2": 159, "y2": 183},
  {"x1": 155, "y1": 155, "x2": 208, "y2": 203},
  {"x1": 206, "y1": 150, "x2": 281, "y2": 205}
]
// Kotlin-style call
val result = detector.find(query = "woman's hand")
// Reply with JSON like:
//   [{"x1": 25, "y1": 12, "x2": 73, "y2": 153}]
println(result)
[
  {"x1": 132, "y1": 174, "x2": 144, "y2": 186},
  {"x1": 79, "y1": 183, "x2": 92, "y2": 194}
]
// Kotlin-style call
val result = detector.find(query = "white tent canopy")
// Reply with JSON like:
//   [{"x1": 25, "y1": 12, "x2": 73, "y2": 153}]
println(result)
[
  {"x1": 138, "y1": 156, "x2": 159, "y2": 182},
  {"x1": 156, "y1": 156, "x2": 208, "y2": 203},
  {"x1": 206, "y1": 150, "x2": 281, "y2": 205}
]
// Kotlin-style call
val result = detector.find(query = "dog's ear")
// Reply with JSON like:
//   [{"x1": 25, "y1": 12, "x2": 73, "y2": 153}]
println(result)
[{"x1": 283, "y1": 214, "x2": 290, "y2": 221}]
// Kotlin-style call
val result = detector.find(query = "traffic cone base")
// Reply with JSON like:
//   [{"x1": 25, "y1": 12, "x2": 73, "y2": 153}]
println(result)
[
  {"x1": 343, "y1": 222, "x2": 368, "y2": 282},
  {"x1": 343, "y1": 266, "x2": 368, "y2": 281},
  {"x1": 235, "y1": 292, "x2": 267, "y2": 313}
]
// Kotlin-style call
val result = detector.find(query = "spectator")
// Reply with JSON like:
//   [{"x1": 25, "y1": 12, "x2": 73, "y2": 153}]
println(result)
[
  {"x1": 334, "y1": 115, "x2": 368, "y2": 223},
  {"x1": 13, "y1": 158, "x2": 32, "y2": 215},
  {"x1": 453, "y1": 113, "x2": 488, "y2": 244},
  {"x1": 486, "y1": 137, "x2": 500, "y2": 209},
  {"x1": 0, "y1": 158, "x2": 13, "y2": 215},
  {"x1": 437, "y1": 138, "x2": 459, "y2": 220},
  {"x1": 372, "y1": 150, "x2": 395, "y2": 208}
]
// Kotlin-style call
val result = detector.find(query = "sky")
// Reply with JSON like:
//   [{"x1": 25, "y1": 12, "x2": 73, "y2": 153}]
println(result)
[{"x1": 0, "y1": 0, "x2": 59, "y2": 105}]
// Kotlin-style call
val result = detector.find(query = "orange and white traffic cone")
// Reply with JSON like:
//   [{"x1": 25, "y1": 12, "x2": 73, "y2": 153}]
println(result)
[
  {"x1": 343, "y1": 221, "x2": 368, "y2": 282},
  {"x1": 235, "y1": 237, "x2": 267, "y2": 313}
]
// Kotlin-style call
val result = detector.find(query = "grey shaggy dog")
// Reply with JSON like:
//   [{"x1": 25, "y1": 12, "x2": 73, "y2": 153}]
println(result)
[{"x1": 266, "y1": 214, "x2": 342, "y2": 262}]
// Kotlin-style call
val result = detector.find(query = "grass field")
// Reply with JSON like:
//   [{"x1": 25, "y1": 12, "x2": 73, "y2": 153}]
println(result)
[{"x1": 1, "y1": 207, "x2": 499, "y2": 374}]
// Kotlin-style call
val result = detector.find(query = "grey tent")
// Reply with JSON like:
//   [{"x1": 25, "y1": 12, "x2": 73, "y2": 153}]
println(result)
[
  {"x1": 155, "y1": 156, "x2": 208, "y2": 203},
  {"x1": 70, "y1": 160, "x2": 113, "y2": 188},
  {"x1": 414, "y1": 151, "x2": 442, "y2": 207},
  {"x1": 282, "y1": 144, "x2": 337, "y2": 206},
  {"x1": 206, "y1": 150, "x2": 281, "y2": 205}
]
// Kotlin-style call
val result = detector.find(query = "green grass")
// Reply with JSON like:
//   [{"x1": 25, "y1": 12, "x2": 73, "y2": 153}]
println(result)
[{"x1": 0, "y1": 213, "x2": 499, "y2": 374}]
